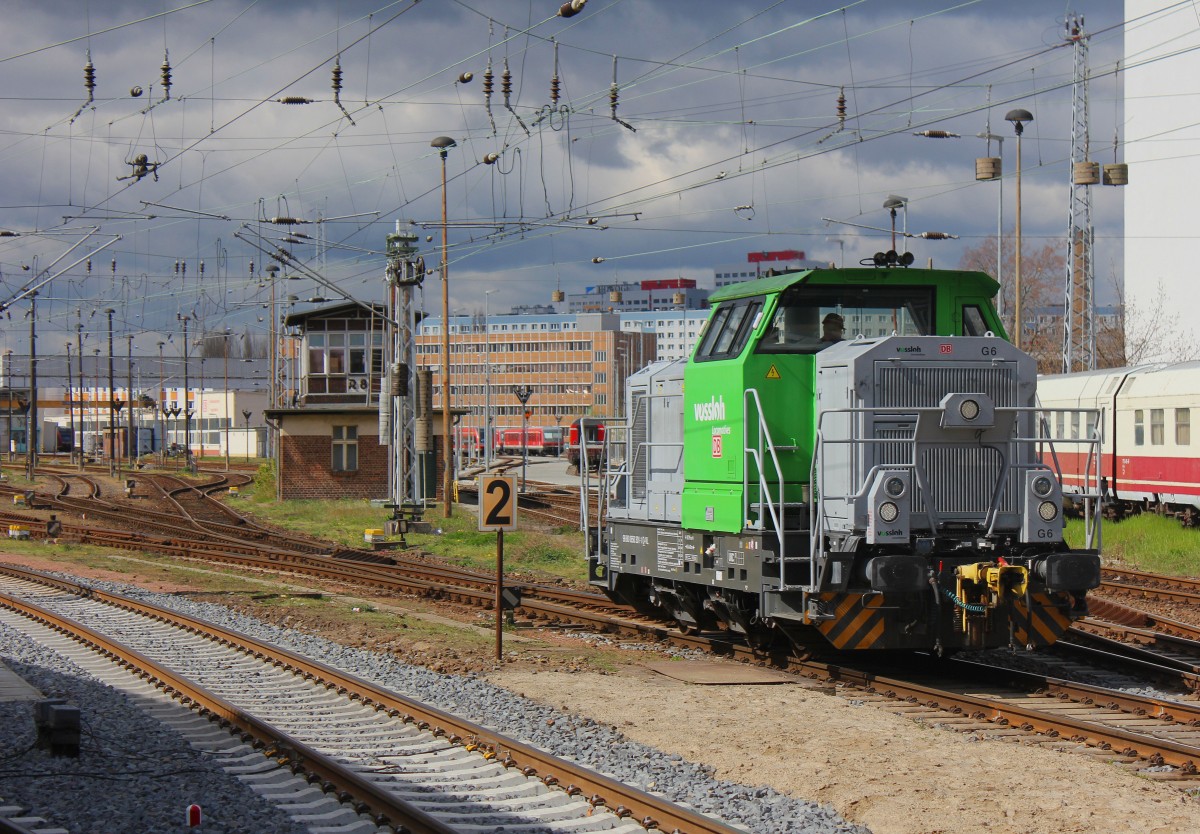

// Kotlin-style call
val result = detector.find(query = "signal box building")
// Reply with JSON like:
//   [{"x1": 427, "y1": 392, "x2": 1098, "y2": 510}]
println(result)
[{"x1": 266, "y1": 302, "x2": 396, "y2": 501}]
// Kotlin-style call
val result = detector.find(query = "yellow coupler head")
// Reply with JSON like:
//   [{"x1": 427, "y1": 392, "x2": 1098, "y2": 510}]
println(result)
[{"x1": 957, "y1": 562, "x2": 1029, "y2": 604}]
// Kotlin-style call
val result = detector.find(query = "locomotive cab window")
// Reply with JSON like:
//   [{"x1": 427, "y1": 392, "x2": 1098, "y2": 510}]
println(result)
[
  {"x1": 694, "y1": 298, "x2": 762, "y2": 361},
  {"x1": 756, "y1": 285, "x2": 933, "y2": 354},
  {"x1": 961, "y1": 304, "x2": 991, "y2": 336}
]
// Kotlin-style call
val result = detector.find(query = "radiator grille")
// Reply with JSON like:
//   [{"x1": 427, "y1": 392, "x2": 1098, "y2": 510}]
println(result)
[
  {"x1": 918, "y1": 444, "x2": 1016, "y2": 515},
  {"x1": 876, "y1": 364, "x2": 1019, "y2": 409},
  {"x1": 631, "y1": 393, "x2": 647, "y2": 500}
]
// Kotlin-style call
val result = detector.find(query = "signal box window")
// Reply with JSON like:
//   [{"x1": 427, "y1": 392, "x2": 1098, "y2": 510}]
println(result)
[
  {"x1": 1151, "y1": 409, "x2": 1165, "y2": 445},
  {"x1": 332, "y1": 425, "x2": 358, "y2": 471},
  {"x1": 1177, "y1": 408, "x2": 1191, "y2": 446},
  {"x1": 756, "y1": 285, "x2": 933, "y2": 354},
  {"x1": 1134, "y1": 410, "x2": 1144, "y2": 446}
]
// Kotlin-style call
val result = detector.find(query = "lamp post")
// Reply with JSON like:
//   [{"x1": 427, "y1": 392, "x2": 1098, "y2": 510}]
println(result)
[
  {"x1": 883, "y1": 195, "x2": 908, "y2": 252},
  {"x1": 513, "y1": 384, "x2": 533, "y2": 493},
  {"x1": 1005, "y1": 108, "x2": 1033, "y2": 350},
  {"x1": 431, "y1": 134, "x2": 457, "y2": 517}
]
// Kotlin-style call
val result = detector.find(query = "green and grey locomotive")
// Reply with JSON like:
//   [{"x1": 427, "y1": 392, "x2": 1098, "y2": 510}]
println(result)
[{"x1": 587, "y1": 258, "x2": 1102, "y2": 654}]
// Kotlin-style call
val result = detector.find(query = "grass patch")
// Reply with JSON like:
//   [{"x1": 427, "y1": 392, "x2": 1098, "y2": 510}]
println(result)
[{"x1": 1068, "y1": 514, "x2": 1200, "y2": 578}]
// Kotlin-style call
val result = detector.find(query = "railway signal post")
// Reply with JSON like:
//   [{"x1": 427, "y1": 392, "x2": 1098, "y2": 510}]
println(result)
[
  {"x1": 478, "y1": 474, "x2": 517, "y2": 660},
  {"x1": 512, "y1": 385, "x2": 533, "y2": 493}
]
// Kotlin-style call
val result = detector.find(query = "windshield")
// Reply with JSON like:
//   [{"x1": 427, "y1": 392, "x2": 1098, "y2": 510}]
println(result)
[{"x1": 756, "y1": 284, "x2": 935, "y2": 354}]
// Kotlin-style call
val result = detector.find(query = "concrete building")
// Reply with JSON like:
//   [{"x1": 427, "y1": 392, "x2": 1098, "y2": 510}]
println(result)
[
  {"x1": 418, "y1": 311, "x2": 655, "y2": 441},
  {"x1": 714, "y1": 249, "x2": 828, "y2": 287},
  {"x1": 1124, "y1": 1, "x2": 1200, "y2": 359},
  {"x1": 565, "y1": 278, "x2": 709, "y2": 313}
]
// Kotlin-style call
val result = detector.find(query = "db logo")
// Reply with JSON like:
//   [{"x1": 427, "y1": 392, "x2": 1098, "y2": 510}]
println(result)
[
  {"x1": 939, "y1": 343, "x2": 952, "y2": 354},
  {"x1": 711, "y1": 434, "x2": 723, "y2": 458}
]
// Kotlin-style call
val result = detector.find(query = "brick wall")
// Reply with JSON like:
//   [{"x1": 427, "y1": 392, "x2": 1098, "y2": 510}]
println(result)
[{"x1": 278, "y1": 433, "x2": 389, "y2": 500}]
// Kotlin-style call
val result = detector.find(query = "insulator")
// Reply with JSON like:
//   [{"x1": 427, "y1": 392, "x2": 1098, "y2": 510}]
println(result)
[
  {"x1": 458, "y1": 71, "x2": 473, "y2": 83},
  {"x1": 483, "y1": 62, "x2": 494, "y2": 98},
  {"x1": 83, "y1": 60, "x2": 96, "y2": 94},
  {"x1": 277, "y1": 96, "x2": 313, "y2": 105},
  {"x1": 331, "y1": 60, "x2": 343, "y2": 94},
  {"x1": 483, "y1": 152, "x2": 500, "y2": 164},
  {"x1": 160, "y1": 54, "x2": 172, "y2": 98},
  {"x1": 111, "y1": 258, "x2": 117, "y2": 274},
  {"x1": 837, "y1": 87, "x2": 846, "y2": 129},
  {"x1": 130, "y1": 85, "x2": 143, "y2": 98},
  {"x1": 180, "y1": 262, "x2": 186, "y2": 278},
  {"x1": 587, "y1": 217, "x2": 598, "y2": 224},
  {"x1": 502, "y1": 61, "x2": 512, "y2": 105},
  {"x1": 558, "y1": 0, "x2": 586, "y2": 17},
  {"x1": 917, "y1": 231, "x2": 957, "y2": 240},
  {"x1": 268, "y1": 216, "x2": 302, "y2": 225},
  {"x1": 174, "y1": 260, "x2": 180, "y2": 275},
  {"x1": 86, "y1": 259, "x2": 92, "y2": 274},
  {"x1": 248, "y1": 261, "x2": 254, "y2": 275},
  {"x1": 199, "y1": 260, "x2": 205, "y2": 276},
  {"x1": 550, "y1": 76, "x2": 560, "y2": 106},
  {"x1": 592, "y1": 257, "x2": 605, "y2": 264},
  {"x1": 913, "y1": 130, "x2": 959, "y2": 138}
]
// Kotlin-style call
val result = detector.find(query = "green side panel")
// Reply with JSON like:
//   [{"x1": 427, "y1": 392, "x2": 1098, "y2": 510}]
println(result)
[
  {"x1": 680, "y1": 484, "x2": 744, "y2": 533},
  {"x1": 681, "y1": 357, "x2": 746, "y2": 531}
]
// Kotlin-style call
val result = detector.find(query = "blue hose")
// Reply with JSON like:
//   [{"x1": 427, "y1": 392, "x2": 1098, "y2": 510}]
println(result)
[{"x1": 942, "y1": 587, "x2": 988, "y2": 614}]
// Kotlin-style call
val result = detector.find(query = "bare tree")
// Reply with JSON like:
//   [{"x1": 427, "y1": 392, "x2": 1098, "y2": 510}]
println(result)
[{"x1": 959, "y1": 236, "x2": 1064, "y2": 374}]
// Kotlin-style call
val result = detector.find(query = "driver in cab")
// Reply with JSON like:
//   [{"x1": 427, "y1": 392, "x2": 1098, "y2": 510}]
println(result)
[{"x1": 821, "y1": 312, "x2": 845, "y2": 343}]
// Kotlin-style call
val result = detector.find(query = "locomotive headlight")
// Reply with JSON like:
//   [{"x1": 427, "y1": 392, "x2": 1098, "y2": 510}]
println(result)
[
  {"x1": 878, "y1": 501, "x2": 900, "y2": 523},
  {"x1": 958, "y1": 398, "x2": 981, "y2": 421},
  {"x1": 884, "y1": 476, "x2": 906, "y2": 497},
  {"x1": 1038, "y1": 500, "x2": 1059, "y2": 522},
  {"x1": 1032, "y1": 475, "x2": 1054, "y2": 497}
]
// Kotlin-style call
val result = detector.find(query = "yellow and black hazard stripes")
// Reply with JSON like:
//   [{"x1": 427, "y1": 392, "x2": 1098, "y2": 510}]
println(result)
[
  {"x1": 1011, "y1": 592, "x2": 1074, "y2": 647},
  {"x1": 814, "y1": 593, "x2": 887, "y2": 650}
]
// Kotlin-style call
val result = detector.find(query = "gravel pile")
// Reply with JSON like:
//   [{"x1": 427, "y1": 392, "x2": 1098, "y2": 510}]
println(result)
[
  {"x1": 0, "y1": 620, "x2": 314, "y2": 834},
  {"x1": 1, "y1": 573, "x2": 869, "y2": 834}
]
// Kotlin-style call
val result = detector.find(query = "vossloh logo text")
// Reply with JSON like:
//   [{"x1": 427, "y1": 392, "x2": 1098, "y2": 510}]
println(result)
[{"x1": 693, "y1": 395, "x2": 726, "y2": 422}]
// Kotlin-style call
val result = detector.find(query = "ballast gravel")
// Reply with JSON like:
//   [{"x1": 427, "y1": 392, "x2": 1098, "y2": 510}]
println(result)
[
  {"x1": 0, "y1": 619, "x2": 315, "y2": 834},
  {"x1": 0, "y1": 574, "x2": 869, "y2": 834}
]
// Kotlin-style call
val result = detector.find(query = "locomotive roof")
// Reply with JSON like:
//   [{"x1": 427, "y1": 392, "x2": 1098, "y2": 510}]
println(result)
[{"x1": 706, "y1": 266, "x2": 999, "y2": 304}]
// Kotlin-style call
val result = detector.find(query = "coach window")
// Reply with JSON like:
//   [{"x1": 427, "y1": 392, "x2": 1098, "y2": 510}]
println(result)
[
  {"x1": 1134, "y1": 410, "x2": 1144, "y2": 445},
  {"x1": 1178, "y1": 408, "x2": 1191, "y2": 445},
  {"x1": 332, "y1": 425, "x2": 358, "y2": 472},
  {"x1": 1151, "y1": 409, "x2": 1165, "y2": 445}
]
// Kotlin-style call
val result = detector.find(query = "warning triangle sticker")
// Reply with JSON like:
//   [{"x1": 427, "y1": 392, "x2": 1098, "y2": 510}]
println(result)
[{"x1": 765, "y1": 364, "x2": 782, "y2": 380}]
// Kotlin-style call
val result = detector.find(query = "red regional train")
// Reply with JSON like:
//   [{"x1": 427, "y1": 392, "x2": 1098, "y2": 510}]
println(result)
[{"x1": 1038, "y1": 362, "x2": 1200, "y2": 523}]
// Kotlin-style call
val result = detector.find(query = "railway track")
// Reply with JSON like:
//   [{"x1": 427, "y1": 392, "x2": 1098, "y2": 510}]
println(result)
[
  {"x1": 7, "y1": 465, "x2": 1200, "y2": 784},
  {"x1": 0, "y1": 566, "x2": 750, "y2": 834}
]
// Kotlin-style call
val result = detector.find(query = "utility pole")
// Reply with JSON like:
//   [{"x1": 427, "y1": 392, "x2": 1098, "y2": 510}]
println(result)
[
  {"x1": 65, "y1": 342, "x2": 74, "y2": 464},
  {"x1": 105, "y1": 308, "x2": 116, "y2": 477},
  {"x1": 157, "y1": 341, "x2": 165, "y2": 463},
  {"x1": 126, "y1": 334, "x2": 134, "y2": 468},
  {"x1": 27, "y1": 292, "x2": 37, "y2": 478},
  {"x1": 179, "y1": 314, "x2": 191, "y2": 470},
  {"x1": 76, "y1": 320, "x2": 84, "y2": 470}
]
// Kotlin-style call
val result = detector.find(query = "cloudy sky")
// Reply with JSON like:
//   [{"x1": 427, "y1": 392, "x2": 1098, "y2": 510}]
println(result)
[{"x1": 0, "y1": 0, "x2": 1145, "y2": 356}]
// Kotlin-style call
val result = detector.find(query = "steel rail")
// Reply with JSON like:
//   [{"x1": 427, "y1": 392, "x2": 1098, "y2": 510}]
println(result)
[
  {"x1": 0, "y1": 565, "x2": 747, "y2": 834},
  {"x1": 0, "y1": 588, "x2": 459, "y2": 834}
]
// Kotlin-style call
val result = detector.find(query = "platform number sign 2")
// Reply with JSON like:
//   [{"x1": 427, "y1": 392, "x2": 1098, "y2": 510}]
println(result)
[{"x1": 478, "y1": 475, "x2": 517, "y2": 531}]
